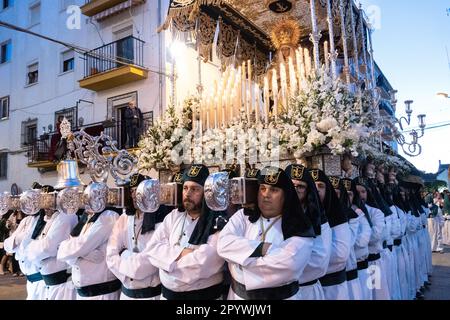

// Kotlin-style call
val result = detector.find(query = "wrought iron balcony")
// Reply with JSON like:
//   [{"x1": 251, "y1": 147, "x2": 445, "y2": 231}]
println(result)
[
  {"x1": 79, "y1": 36, "x2": 148, "y2": 91},
  {"x1": 28, "y1": 112, "x2": 153, "y2": 169}
]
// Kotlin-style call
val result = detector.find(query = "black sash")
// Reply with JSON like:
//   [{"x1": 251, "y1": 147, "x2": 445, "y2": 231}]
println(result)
[
  {"x1": 299, "y1": 279, "x2": 318, "y2": 287},
  {"x1": 394, "y1": 238, "x2": 402, "y2": 246},
  {"x1": 368, "y1": 253, "x2": 381, "y2": 262},
  {"x1": 231, "y1": 278, "x2": 299, "y2": 300},
  {"x1": 42, "y1": 270, "x2": 70, "y2": 286},
  {"x1": 319, "y1": 269, "x2": 347, "y2": 287},
  {"x1": 357, "y1": 259, "x2": 369, "y2": 270},
  {"x1": 121, "y1": 284, "x2": 162, "y2": 299},
  {"x1": 161, "y1": 283, "x2": 223, "y2": 300},
  {"x1": 26, "y1": 272, "x2": 43, "y2": 283},
  {"x1": 346, "y1": 269, "x2": 358, "y2": 281},
  {"x1": 76, "y1": 279, "x2": 121, "y2": 297}
]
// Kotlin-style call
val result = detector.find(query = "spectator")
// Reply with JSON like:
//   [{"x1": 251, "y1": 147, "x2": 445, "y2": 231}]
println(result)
[
  {"x1": 124, "y1": 100, "x2": 143, "y2": 148},
  {"x1": 0, "y1": 211, "x2": 13, "y2": 275},
  {"x1": 5, "y1": 210, "x2": 24, "y2": 276}
]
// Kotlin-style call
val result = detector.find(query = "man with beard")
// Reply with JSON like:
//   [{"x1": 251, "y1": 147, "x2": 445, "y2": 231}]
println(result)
[
  {"x1": 145, "y1": 164, "x2": 226, "y2": 300},
  {"x1": 354, "y1": 176, "x2": 389, "y2": 300},
  {"x1": 286, "y1": 164, "x2": 331, "y2": 300},
  {"x1": 57, "y1": 183, "x2": 121, "y2": 300},
  {"x1": 106, "y1": 173, "x2": 169, "y2": 300},
  {"x1": 310, "y1": 169, "x2": 351, "y2": 300},
  {"x1": 4, "y1": 182, "x2": 50, "y2": 299},
  {"x1": 24, "y1": 184, "x2": 78, "y2": 300},
  {"x1": 217, "y1": 166, "x2": 314, "y2": 300}
]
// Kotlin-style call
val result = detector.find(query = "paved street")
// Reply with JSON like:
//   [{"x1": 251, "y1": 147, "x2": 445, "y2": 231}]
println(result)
[
  {"x1": 0, "y1": 273, "x2": 26, "y2": 300},
  {"x1": 0, "y1": 245, "x2": 449, "y2": 300},
  {"x1": 425, "y1": 245, "x2": 450, "y2": 300}
]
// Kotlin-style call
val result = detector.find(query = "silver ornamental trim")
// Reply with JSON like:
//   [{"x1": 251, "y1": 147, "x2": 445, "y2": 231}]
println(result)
[
  {"x1": 204, "y1": 172, "x2": 230, "y2": 212},
  {"x1": 0, "y1": 192, "x2": 11, "y2": 216},
  {"x1": 136, "y1": 179, "x2": 161, "y2": 213},
  {"x1": 69, "y1": 130, "x2": 138, "y2": 185},
  {"x1": 20, "y1": 189, "x2": 41, "y2": 215},
  {"x1": 83, "y1": 183, "x2": 108, "y2": 213},
  {"x1": 57, "y1": 187, "x2": 82, "y2": 215}
]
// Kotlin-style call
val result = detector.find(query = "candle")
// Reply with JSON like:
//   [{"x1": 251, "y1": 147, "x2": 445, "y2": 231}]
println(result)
[
  {"x1": 304, "y1": 48, "x2": 312, "y2": 78},
  {"x1": 272, "y1": 68, "x2": 278, "y2": 118},
  {"x1": 206, "y1": 97, "x2": 210, "y2": 130},
  {"x1": 248, "y1": 60, "x2": 253, "y2": 122},
  {"x1": 280, "y1": 62, "x2": 288, "y2": 111},
  {"x1": 214, "y1": 81, "x2": 218, "y2": 129},
  {"x1": 242, "y1": 61, "x2": 247, "y2": 120},
  {"x1": 295, "y1": 47, "x2": 303, "y2": 92},
  {"x1": 263, "y1": 76, "x2": 270, "y2": 124},
  {"x1": 324, "y1": 41, "x2": 329, "y2": 70},
  {"x1": 254, "y1": 84, "x2": 260, "y2": 123},
  {"x1": 288, "y1": 56, "x2": 297, "y2": 99}
]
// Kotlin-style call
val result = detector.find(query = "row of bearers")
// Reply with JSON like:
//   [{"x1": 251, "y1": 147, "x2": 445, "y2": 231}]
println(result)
[{"x1": 4, "y1": 163, "x2": 432, "y2": 300}]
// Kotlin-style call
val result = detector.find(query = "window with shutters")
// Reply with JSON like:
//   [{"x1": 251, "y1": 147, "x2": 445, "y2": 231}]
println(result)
[
  {"x1": 0, "y1": 40, "x2": 11, "y2": 64},
  {"x1": 61, "y1": 50, "x2": 74, "y2": 73},
  {"x1": 26, "y1": 62, "x2": 39, "y2": 85},
  {"x1": 0, "y1": 96, "x2": 9, "y2": 120},
  {"x1": 21, "y1": 118, "x2": 38, "y2": 147},
  {"x1": 0, "y1": 153, "x2": 7, "y2": 180}
]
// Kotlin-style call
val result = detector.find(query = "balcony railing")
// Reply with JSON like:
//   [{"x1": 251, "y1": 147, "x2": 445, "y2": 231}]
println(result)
[
  {"x1": 28, "y1": 111, "x2": 153, "y2": 167},
  {"x1": 83, "y1": 36, "x2": 145, "y2": 78}
]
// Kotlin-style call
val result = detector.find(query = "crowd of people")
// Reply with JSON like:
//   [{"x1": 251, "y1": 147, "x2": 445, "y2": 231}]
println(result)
[{"x1": 0, "y1": 159, "x2": 447, "y2": 300}]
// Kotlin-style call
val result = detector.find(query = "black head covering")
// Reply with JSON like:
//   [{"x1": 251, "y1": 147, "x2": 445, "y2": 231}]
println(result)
[
  {"x1": 124, "y1": 173, "x2": 168, "y2": 233},
  {"x1": 30, "y1": 183, "x2": 55, "y2": 239},
  {"x1": 124, "y1": 173, "x2": 150, "y2": 216},
  {"x1": 182, "y1": 164, "x2": 210, "y2": 187},
  {"x1": 244, "y1": 167, "x2": 260, "y2": 179},
  {"x1": 286, "y1": 164, "x2": 325, "y2": 235},
  {"x1": 243, "y1": 166, "x2": 315, "y2": 239},
  {"x1": 32, "y1": 182, "x2": 54, "y2": 193},
  {"x1": 363, "y1": 177, "x2": 393, "y2": 217},
  {"x1": 390, "y1": 183, "x2": 408, "y2": 213},
  {"x1": 309, "y1": 169, "x2": 347, "y2": 228},
  {"x1": 351, "y1": 177, "x2": 373, "y2": 227},
  {"x1": 129, "y1": 173, "x2": 148, "y2": 189},
  {"x1": 336, "y1": 177, "x2": 359, "y2": 219},
  {"x1": 70, "y1": 211, "x2": 102, "y2": 237}
]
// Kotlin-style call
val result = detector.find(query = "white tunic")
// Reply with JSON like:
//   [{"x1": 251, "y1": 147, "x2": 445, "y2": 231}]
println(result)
[
  {"x1": 57, "y1": 210, "x2": 120, "y2": 300},
  {"x1": 346, "y1": 215, "x2": 363, "y2": 300},
  {"x1": 353, "y1": 208, "x2": 372, "y2": 300},
  {"x1": 298, "y1": 222, "x2": 331, "y2": 300},
  {"x1": 366, "y1": 205, "x2": 390, "y2": 300},
  {"x1": 4, "y1": 215, "x2": 45, "y2": 300},
  {"x1": 25, "y1": 211, "x2": 78, "y2": 300},
  {"x1": 145, "y1": 209, "x2": 225, "y2": 297},
  {"x1": 321, "y1": 221, "x2": 351, "y2": 301},
  {"x1": 106, "y1": 213, "x2": 161, "y2": 300},
  {"x1": 217, "y1": 209, "x2": 314, "y2": 300}
]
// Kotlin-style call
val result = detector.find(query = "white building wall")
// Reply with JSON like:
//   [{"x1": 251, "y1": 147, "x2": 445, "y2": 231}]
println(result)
[{"x1": 0, "y1": 0, "x2": 172, "y2": 191}]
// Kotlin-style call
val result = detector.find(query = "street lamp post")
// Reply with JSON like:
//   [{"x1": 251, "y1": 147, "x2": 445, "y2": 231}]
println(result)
[{"x1": 380, "y1": 92, "x2": 427, "y2": 157}]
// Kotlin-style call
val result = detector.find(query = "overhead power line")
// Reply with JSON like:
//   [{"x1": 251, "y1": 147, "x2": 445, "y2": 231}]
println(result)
[{"x1": 0, "y1": 20, "x2": 170, "y2": 77}]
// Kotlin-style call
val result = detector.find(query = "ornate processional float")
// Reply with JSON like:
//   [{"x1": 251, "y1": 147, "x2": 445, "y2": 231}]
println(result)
[{"x1": 0, "y1": 0, "x2": 426, "y2": 217}]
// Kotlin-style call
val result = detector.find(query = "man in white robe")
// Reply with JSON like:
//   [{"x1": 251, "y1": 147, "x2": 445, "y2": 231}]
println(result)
[
  {"x1": 145, "y1": 164, "x2": 226, "y2": 300},
  {"x1": 310, "y1": 169, "x2": 351, "y2": 300},
  {"x1": 4, "y1": 211, "x2": 44, "y2": 299},
  {"x1": 106, "y1": 173, "x2": 167, "y2": 300},
  {"x1": 217, "y1": 166, "x2": 315, "y2": 300},
  {"x1": 57, "y1": 184, "x2": 120, "y2": 300},
  {"x1": 25, "y1": 196, "x2": 78, "y2": 300},
  {"x1": 286, "y1": 164, "x2": 331, "y2": 300},
  {"x1": 355, "y1": 177, "x2": 390, "y2": 300}
]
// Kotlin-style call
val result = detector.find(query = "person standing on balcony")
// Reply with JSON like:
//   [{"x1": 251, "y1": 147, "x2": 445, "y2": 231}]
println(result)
[{"x1": 124, "y1": 100, "x2": 143, "y2": 149}]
